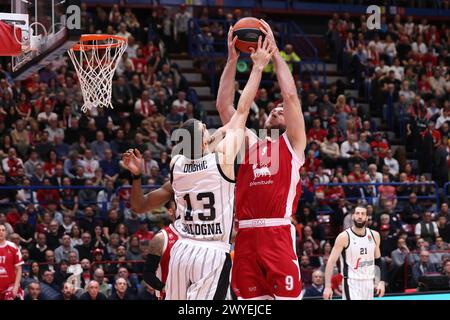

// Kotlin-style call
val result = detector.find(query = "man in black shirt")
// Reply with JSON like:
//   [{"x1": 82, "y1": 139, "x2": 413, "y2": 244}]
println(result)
[
  {"x1": 29, "y1": 233, "x2": 48, "y2": 262},
  {"x1": 75, "y1": 232, "x2": 93, "y2": 261},
  {"x1": 80, "y1": 281, "x2": 107, "y2": 300},
  {"x1": 108, "y1": 278, "x2": 135, "y2": 300},
  {"x1": 78, "y1": 206, "x2": 99, "y2": 235}
]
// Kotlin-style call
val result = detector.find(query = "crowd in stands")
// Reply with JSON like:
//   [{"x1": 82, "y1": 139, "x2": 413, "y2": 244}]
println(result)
[
  {"x1": 301, "y1": 12, "x2": 450, "y2": 296},
  {"x1": 0, "y1": 2, "x2": 449, "y2": 300}
]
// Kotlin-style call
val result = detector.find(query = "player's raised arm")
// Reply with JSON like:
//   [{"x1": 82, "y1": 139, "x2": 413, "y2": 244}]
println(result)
[
  {"x1": 323, "y1": 231, "x2": 349, "y2": 300},
  {"x1": 216, "y1": 36, "x2": 275, "y2": 174},
  {"x1": 122, "y1": 149, "x2": 174, "y2": 213},
  {"x1": 260, "y1": 20, "x2": 307, "y2": 159},
  {"x1": 216, "y1": 26, "x2": 240, "y2": 125},
  {"x1": 373, "y1": 230, "x2": 386, "y2": 297}
]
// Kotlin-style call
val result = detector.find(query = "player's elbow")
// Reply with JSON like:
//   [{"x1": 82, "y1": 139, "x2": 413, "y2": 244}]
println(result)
[
  {"x1": 131, "y1": 203, "x2": 145, "y2": 214},
  {"x1": 282, "y1": 91, "x2": 299, "y2": 102}
]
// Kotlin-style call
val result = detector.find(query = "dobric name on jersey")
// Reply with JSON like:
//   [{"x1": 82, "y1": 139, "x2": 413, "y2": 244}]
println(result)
[
  {"x1": 183, "y1": 161, "x2": 208, "y2": 173},
  {"x1": 181, "y1": 222, "x2": 223, "y2": 236}
]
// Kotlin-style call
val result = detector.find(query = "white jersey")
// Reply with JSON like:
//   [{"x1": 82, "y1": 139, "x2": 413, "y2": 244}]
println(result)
[
  {"x1": 340, "y1": 228, "x2": 376, "y2": 280},
  {"x1": 171, "y1": 153, "x2": 235, "y2": 251}
]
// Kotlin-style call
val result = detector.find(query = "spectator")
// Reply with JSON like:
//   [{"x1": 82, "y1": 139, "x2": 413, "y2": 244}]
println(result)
[
  {"x1": 2, "y1": 147, "x2": 24, "y2": 177},
  {"x1": 280, "y1": 44, "x2": 301, "y2": 73},
  {"x1": 24, "y1": 150, "x2": 43, "y2": 178},
  {"x1": 82, "y1": 149, "x2": 99, "y2": 179},
  {"x1": 40, "y1": 270, "x2": 61, "y2": 298},
  {"x1": 141, "y1": 150, "x2": 159, "y2": 179},
  {"x1": 78, "y1": 179, "x2": 98, "y2": 209},
  {"x1": 109, "y1": 277, "x2": 135, "y2": 300},
  {"x1": 80, "y1": 280, "x2": 107, "y2": 300},
  {"x1": 172, "y1": 91, "x2": 189, "y2": 116},
  {"x1": 412, "y1": 250, "x2": 437, "y2": 287},
  {"x1": 391, "y1": 237, "x2": 410, "y2": 268},
  {"x1": 15, "y1": 213, "x2": 34, "y2": 247},
  {"x1": 90, "y1": 132, "x2": 111, "y2": 161},
  {"x1": 145, "y1": 132, "x2": 165, "y2": 160},
  {"x1": 174, "y1": 4, "x2": 191, "y2": 53},
  {"x1": 415, "y1": 211, "x2": 439, "y2": 244},
  {"x1": 55, "y1": 234, "x2": 79, "y2": 264},
  {"x1": 134, "y1": 220, "x2": 154, "y2": 242},
  {"x1": 443, "y1": 260, "x2": 450, "y2": 279},
  {"x1": 60, "y1": 282, "x2": 78, "y2": 300},
  {"x1": 403, "y1": 193, "x2": 425, "y2": 224},
  {"x1": 93, "y1": 268, "x2": 111, "y2": 298},
  {"x1": 99, "y1": 149, "x2": 120, "y2": 183},
  {"x1": 29, "y1": 233, "x2": 48, "y2": 262},
  {"x1": 63, "y1": 152, "x2": 84, "y2": 179},
  {"x1": 134, "y1": 90, "x2": 155, "y2": 118},
  {"x1": 303, "y1": 270, "x2": 325, "y2": 298},
  {"x1": 437, "y1": 215, "x2": 450, "y2": 243},
  {"x1": 30, "y1": 164, "x2": 46, "y2": 186},
  {"x1": 24, "y1": 281, "x2": 42, "y2": 300},
  {"x1": 384, "y1": 149, "x2": 399, "y2": 177}
]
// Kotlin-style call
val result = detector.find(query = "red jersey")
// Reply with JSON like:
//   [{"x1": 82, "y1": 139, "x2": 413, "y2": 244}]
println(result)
[
  {"x1": 156, "y1": 225, "x2": 178, "y2": 299},
  {"x1": 235, "y1": 133, "x2": 304, "y2": 220},
  {"x1": 0, "y1": 241, "x2": 23, "y2": 291}
]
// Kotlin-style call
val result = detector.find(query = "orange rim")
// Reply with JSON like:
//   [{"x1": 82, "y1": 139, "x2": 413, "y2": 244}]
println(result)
[{"x1": 71, "y1": 34, "x2": 127, "y2": 51}]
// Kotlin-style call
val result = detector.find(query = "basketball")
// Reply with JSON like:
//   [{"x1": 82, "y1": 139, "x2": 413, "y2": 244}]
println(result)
[{"x1": 232, "y1": 17, "x2": 265, "y2": 53}]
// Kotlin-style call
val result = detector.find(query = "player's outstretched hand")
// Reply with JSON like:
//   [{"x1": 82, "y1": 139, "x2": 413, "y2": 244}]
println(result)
[
  {"x1": 122, "y1": 148, "x2": 143, "y2": 176},
  {"x1": 250, "y1": 35, "x2": 275, "y2": 69},
  {"x1": 323, "y1": 287, "x2": 333, "y2": 300},
  {"x1": 227, "y1": 26, "x2": 239, "y2": 62},
  {"x1": 376, "y1": 281, "x2": 385, "y2": 297},
  {"x1": 258, "y1": 19, "x2": 279, "y2": 54}
]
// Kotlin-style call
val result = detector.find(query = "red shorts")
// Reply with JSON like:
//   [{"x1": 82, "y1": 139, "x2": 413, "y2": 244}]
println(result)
[
  {"x1": 231, "y1": 222, "x2": 302, "y2": 299},
  {"x1": 0, "y1": 286, "x2": 24, "y2": 300}
]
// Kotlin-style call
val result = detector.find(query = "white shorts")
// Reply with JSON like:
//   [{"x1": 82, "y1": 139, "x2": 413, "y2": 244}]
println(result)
[
  {"x1": 165, "y1": 240, "x2": 231, "y2": 300},
  {"x1": 342, "y1": 278, "x2": 374, "y2": 300}
]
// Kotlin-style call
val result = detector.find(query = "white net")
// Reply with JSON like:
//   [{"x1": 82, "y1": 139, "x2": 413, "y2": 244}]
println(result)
[{"x1": 68, "y1": 35, "x2": 127, "y2": 113}]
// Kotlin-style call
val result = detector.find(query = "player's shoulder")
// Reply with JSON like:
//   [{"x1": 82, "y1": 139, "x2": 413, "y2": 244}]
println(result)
[
  {"x1": 368, "y1": 228, "x2": 380, "y2": 240},
  {"x1": 336, "y1": 229, "x2": 350, "y2": 246},
  {"x1": 4, "y1": 241, "x2": 19, "y2": 251},
  {"x1": 170, "y1": 154, "x2": 183, "y2": 168}
]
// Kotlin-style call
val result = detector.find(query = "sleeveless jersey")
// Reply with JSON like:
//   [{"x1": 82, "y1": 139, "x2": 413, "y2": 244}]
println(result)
[
  {"x1": 340, "y1": 228, "x2": 376, "y2": 280},
  {"x1": 171, "y1": 153, "x2": 235, "y2": 248},
  {"x1": 156, "y1": 224, "x2": 178, "y2": 299},
  {"x1": 235, "y1": 133, "x2": 304, "y2": 220},
  {"x1": 156, "y1": 224, "x2": 179, "y2": 285},
  {"x1": 0, "y1": 241, "x2": 23, "y2": 291}
]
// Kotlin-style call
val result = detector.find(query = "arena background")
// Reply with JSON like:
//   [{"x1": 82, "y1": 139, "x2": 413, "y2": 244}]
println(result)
[{"x1": 0, "y1": 0, "x2": 449, "y2": 300}]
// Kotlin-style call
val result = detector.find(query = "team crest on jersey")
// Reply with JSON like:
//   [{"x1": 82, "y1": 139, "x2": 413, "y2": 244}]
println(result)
[
  {"x1": 252, "y1": 164, "x2": 271, "y2": 180},
  {"x1": 368, "y1": 235, "x2": 372, "y2": 241},
  {"x1": 0, "y1": 266, "x2": 7, "y2": 276}
]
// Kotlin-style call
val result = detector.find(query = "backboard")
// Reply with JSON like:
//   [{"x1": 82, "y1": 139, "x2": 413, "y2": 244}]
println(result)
[{"x1": 2, "y1": 0, "x2": 82, "y2": 80}]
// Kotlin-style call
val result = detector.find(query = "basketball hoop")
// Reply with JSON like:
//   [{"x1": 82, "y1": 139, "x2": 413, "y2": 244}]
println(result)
[{"x1": 68, "y1": 34, "x2": 127, "y2": 113}]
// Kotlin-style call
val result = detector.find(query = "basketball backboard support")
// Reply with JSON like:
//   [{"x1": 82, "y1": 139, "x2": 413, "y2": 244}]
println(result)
[{"x1": 2, "y1": 0, "x2": 82, "y2": 80}]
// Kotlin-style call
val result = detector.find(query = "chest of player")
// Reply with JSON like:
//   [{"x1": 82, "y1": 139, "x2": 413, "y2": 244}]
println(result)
[{"x1": 237, "y1": 137, "x2": 293, "y2": 189}]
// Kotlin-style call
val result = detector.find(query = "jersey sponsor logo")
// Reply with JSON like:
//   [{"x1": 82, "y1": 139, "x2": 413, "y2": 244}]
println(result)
[
  {"x1": 354, "y1": 258, "x2": 374, "y2": 269},
  {"x1": 181, "y1": 222, "x2": 223, "y2": 236},
  {"x1": 0, "y1": 266, "x2": 7, "y2": 277},
  {"x1": 183, "y1": 161, "x2": 208, "y2": 173}
]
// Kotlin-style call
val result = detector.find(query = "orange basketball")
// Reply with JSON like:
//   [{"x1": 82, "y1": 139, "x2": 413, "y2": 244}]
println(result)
[{"x1": 232, "y1": 17, "x2": 265, "y2": 53}]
